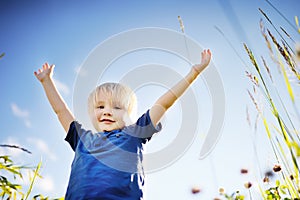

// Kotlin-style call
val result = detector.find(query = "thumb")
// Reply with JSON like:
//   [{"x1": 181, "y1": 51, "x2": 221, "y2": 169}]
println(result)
[{"x1": 50, "y1": 64, "x2": 55, "y2": 70}]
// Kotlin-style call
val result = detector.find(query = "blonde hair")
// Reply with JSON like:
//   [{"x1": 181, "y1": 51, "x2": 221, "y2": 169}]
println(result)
[{"x1": 88, "y1": 83, "x2": 137, "y2": 128}]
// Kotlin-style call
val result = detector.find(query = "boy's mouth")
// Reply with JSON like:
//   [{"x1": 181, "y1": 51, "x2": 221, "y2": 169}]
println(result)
[{"x1": 100, "y1": 119, "x2": 115, "y2": 123}]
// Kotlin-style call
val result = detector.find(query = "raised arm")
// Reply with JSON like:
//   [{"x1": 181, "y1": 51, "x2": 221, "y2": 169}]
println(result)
[
  {"x1": 34, "y1": 63, "x2": 75, "y2": 133},
  {"x1": 149, "y1": 49, "x2": 211, "y2": 126}
]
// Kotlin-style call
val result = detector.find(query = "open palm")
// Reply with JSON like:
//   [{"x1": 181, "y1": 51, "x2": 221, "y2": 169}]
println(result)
[
  {"x1": 34, "y1": 63, "x2": 55, "y2": 82},
  {"x1": 193, "y1": 49, "x2": 211, "y2": 73}
]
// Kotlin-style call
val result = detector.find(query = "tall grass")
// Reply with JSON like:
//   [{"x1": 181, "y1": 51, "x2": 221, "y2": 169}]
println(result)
[
  {"x1": 243, "y1": 8, "x2": 300, "y2": 200},
  {"x1": 0, "y1": 145, "x2": 62, "y2": 200}
]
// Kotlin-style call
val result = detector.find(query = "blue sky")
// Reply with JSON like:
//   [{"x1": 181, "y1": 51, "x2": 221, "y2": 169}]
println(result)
[{"x1": 0, "y1": 0, "x2": 299, "y2": 199}]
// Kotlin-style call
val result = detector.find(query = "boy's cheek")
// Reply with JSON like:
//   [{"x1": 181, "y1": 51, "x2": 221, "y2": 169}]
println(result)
[{"x1": 122, "y1": 113, "x2": 133, "y2": 126}]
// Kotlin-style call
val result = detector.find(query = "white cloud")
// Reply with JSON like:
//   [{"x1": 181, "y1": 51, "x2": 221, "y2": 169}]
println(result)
[
  {"x1": 17, "y1": 172, "x2": 55, "y2": 193},
  {"x1": 25, "y1": 119, "x2": 32, "y2": 128},
  {"x1": 27, "y1": 138, "x2": 57, "y2": 161},
  {"x1": 10, "y1": 103, "x2": 31, "y2": 128},
  {"x1": 0, "y1": 137, "x2": 28, "y2": 157},
  {"x1": 75, "y1": 66, "x2": 88, "y2": 77},
  {"x1": 36, "y1": 175, "x2": 55, "y2": 192},
  {"x1": 1, "y1": 137, "x2": 57, "y2": 161},
  {"x1": 11, "y1": 103, "x2": 29, "y2": 118},
  {"x1": 53, "y1": 78, "x2": 70, "y2": 96}
]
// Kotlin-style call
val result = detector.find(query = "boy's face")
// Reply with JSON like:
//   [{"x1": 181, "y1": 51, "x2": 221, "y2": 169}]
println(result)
[{"x1": 91, "y1": 91, "x2": 128, "y2": 132}]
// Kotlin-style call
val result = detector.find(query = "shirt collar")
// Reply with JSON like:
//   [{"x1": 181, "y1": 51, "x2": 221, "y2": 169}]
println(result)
[{"x1": 102, "y1": 129, "x2": 122, "y2": 136}]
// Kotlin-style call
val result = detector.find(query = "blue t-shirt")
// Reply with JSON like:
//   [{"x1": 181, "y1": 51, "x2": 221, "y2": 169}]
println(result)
[{"x1": 64, "y1": 110, "x2": 161, "y2": 200}]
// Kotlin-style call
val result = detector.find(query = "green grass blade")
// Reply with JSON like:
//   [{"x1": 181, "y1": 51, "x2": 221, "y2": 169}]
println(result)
[{"x1": 24, "y1": 160, "x2": 42, "y2": 200}]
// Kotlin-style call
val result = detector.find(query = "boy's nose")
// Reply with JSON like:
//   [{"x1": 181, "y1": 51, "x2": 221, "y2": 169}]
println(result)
[
  {"x1": 103, "y1": 112, "x2": 112, "y2": 116},
  {"x1": 103, "y1": 108, "x2": 112, "y2": 116}
]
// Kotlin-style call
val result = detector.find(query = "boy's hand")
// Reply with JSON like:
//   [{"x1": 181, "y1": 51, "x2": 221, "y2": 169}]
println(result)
[
  {"x1": 193, "y1": 49, "x2": 211, "y2": 73},
  {"x1": 33, "y1": 62, "x2": 75, "y2": 132},
  {"x1": 34, "y1": 63, "x2": 55, "y2": 82}
]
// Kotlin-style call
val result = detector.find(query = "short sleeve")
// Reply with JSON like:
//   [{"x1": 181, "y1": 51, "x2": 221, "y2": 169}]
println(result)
[
  {"x1": 65, "y1": 121, "x2": 84, "y2": 151},
  {"x1": 124, "y1": 110, "x2": 162, "y2": 142}
]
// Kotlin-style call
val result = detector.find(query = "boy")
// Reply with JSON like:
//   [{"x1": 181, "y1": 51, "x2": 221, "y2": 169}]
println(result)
[{"x1": 34, "y1": 49, "x2": 211, "y2": 199}]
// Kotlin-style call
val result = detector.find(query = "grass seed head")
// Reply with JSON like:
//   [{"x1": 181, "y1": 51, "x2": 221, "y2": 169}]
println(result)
[
  {"x1": 273, "y1": 164, "x2": 282, "y2": 172},
  {"x1": 296, "y1": 42, "x2": 300, "y2": 61},
  {"x1": 241, "y1": 168, "x2": 248, "y2": 174},
  {"x1": 263, "y1": 176, "x2": 270, "y2": 183},
  {"x1": 219, "y1": 187, "x2": 225, "y2": 194},
  {"x1": 191, "y1": 186, "x2": 201, "y2": 194},
  {"x1": 244, "y1": 181, "x2": 252, "y2": 189}
]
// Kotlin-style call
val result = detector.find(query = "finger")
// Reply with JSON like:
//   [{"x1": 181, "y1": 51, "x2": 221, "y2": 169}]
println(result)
[
  {"x1": 45, "y1": 62, "x2": 51, "y2": 70},
  {"x1": 207, "y1": 49, "x2": 211, "y2": 55},
  {"x1": 203, "y1": 49, "x2": 209, "y2": 57},
  {"x1": 43, "y1": 63, "x2": 49, "y2": 69}
]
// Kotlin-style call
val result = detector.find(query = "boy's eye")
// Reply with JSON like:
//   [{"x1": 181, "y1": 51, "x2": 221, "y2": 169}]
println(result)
[
  {"x1": 97, "y1": 106, "x2": 104, "y2": 109},
  {"x1": 114, "y1": 106, "x2": 121, "y2": 109}
]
